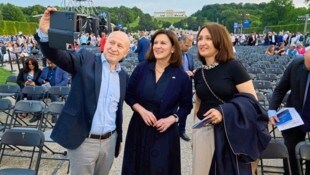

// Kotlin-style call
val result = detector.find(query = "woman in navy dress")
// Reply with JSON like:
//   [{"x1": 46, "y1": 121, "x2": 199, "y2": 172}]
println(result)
[{"x1": 122, "y1": 29, "x2": 193, "y2": 175}]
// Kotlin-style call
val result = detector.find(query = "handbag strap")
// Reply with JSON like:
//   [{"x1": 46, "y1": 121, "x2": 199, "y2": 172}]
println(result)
[{"x1": 201, "y1": 67, "x2": 226, "y2": 104}]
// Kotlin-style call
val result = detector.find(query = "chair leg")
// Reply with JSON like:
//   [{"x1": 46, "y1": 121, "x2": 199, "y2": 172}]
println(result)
[
  {"x1": 260, "y1": 159, "x2": 264, "y2": 175},
  {"x1": 286, "y1": 158, "x2": 292, "y2": 175}
]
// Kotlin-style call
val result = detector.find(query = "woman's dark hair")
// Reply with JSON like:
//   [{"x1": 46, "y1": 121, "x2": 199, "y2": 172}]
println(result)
[
  {"x1": 196, "y1": 23, "x2": 234, "y2": 65},
  {"x1": 23, "y1": 56, "x2": 39, "y2": 73},
  {"x1": 146, "y1": 29, "x2": 182, "y2": 67}
]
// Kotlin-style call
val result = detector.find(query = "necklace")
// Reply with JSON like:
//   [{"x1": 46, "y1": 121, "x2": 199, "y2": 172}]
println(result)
[
  {"x1": 155, "y1": 68, "x2": 164, "y2": 73},
  {"x1": 202, "y1": 62, "x2": 219, "y2": 70}
]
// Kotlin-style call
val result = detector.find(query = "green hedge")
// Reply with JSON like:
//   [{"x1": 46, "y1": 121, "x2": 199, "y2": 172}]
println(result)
[{"x1": 0, "y1": 20, "x2": 38, "y2": 35}]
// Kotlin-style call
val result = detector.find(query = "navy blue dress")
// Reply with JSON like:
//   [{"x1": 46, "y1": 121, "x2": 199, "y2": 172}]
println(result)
[{"x1": 122, "y1": 61, "x2": 192, "y2": 175}]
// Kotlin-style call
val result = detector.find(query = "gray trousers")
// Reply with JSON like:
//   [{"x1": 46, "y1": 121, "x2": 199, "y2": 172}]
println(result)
[
  {"x1": 192, "y1": 116, "x2": 215, "y2": 175},
  {"x1": 68, "y1": 132, "x2": 117, "y2": 175}
]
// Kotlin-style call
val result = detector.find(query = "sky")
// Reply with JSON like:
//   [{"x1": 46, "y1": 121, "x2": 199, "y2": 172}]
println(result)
[{"x1": 0, "y1": 0, "x2": 307, "y2": 16}]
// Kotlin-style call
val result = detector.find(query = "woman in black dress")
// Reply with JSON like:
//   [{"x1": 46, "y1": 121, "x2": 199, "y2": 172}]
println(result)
[
  {"x1": 192, "y1": 23, "x2": 258, "y2": 175},
  {"x1": 122, "y1": 29, "x2": 193, "y2": 175}
]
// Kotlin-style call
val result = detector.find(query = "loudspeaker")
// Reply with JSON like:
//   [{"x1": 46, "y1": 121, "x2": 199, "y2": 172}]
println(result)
[
  {"x1": 91, "y1": 18, "x2": 99, "y2": 36},
  {"x1": 98, "y1": 11, "x2": 111, "y2": 34}
]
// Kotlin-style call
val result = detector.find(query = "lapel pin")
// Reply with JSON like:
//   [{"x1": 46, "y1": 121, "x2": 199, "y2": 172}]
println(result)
[{"x1": 172, "y1": 76, "x2": 176, "y2": 79}]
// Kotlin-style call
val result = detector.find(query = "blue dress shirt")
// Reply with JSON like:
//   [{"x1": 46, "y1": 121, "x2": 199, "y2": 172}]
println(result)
[{"x1": 90, "y1": 54, "x2": 121, "y2": 135}]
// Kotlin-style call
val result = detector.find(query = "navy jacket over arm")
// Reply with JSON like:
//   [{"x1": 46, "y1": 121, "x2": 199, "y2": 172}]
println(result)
[
  {"x1": 211, "y1": 93, "x2": 271, "y2": 175},
  {"x1": 38, "y1": 41, "x2": 128, "y2": 157}
]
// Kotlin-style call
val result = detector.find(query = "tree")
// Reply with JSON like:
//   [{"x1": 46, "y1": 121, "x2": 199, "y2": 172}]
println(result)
[
  {"x1": 261, "y1": 0, "x2": 294, "y2": 26},
  {"x1": 0, "y1": 10, "x2": 3, "y2": 20},
  {"x1": 162, "y1": 21, "x2": 172, "y2": 29},
  {"x1": 1, "y1": 3, "x2": 26, "y2": 22},
  {"x1": 220, "y1": 9, "x2": 240, "y2": 32},
  {"x1": 22, "y1": 5, "x2": 45, "y2": 22},
  {"x1": 137, "y1": 14, "x2": 159, "y2": 31}
]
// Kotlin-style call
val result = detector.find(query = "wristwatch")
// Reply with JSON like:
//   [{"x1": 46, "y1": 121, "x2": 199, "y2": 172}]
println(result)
[{"x1": 173, "y1": 114, "x2": 179, "y2": 123}]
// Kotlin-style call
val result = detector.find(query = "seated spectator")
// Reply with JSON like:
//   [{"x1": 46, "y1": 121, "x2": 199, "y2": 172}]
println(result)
[
  {"x1": 274, "y1": 42, "x2": 286, "y2": 56},
  {"x1": 286, "y1": 44, "x2": 297, "y2": 59},
  {"x1": 16, "y1": 57, "x2": 41, "y2": 89},
  {"x1": 296, "y1": 43, "x2": 306, "y2": 56},
  {"x1": 16, "y1": 56, "x2": 42, "y2": 122},
  {"x1": 265, "y1": 45, "x2": 275, "y2": 55},
  {"x1": 38, "y1": 59, "x2": 68, "y2": 90},
  {"x1": 38, "y1": 59, "x2": 68, "y2": 123}
]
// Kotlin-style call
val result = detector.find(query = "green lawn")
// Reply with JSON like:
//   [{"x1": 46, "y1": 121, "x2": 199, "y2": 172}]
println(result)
[
  {"x1": 0, "y1": 67, "x2": 12, "y2": 84},
  {"x1": 155, "y1": 17, "x2": 185, "y2": 24}
]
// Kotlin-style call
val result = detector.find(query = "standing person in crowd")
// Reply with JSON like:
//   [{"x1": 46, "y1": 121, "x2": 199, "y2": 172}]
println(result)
[
  {"x1": 270, "y1": 32, "x2": 278, "y2": 45},
  {"x1": 264, "y1": 32, "x2": 271, "y2": 46},
  {"x1": 38, "y1": 59, "x2": 68, "y2": 123},
  {"x1": 37, "y1": 7, "x2": 130, "y2": 175},
  {"x1": 269, "y1": 49, "x2": 310, "y2": 175},
  {"x1": 192, "y1": 23, "x2": 270, "y2": 175},
  {"x1": 16, "y1": 56, "x2": 42, "y2": 122},
  {"x1": 100, "y1": 32, "x2": 107, "y2": 53},
  {"x1": 135, "y1": 31, "x2": 150, "y2": 62},
  {"x1": 79, "y1": 33, "x2": 88, "y2": 45},
  {"x1": 178, "y1": 34, "x2": 194, "y2": 141},
  {"x1": 247, "y1": 32, "x2": 256, "y2": 46},
  {"x1": 122, "y1": 29, "x2": 193, "y2": 175}
]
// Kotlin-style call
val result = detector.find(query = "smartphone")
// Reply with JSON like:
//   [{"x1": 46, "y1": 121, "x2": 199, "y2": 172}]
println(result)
[{"x1": 48, "y1": 11, "x2": 77, "y2": 50}]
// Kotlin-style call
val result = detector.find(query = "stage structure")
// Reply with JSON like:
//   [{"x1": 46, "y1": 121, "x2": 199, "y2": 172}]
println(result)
[{"x1": 61, "y1": 0, "x2": 112, "y2": 35}]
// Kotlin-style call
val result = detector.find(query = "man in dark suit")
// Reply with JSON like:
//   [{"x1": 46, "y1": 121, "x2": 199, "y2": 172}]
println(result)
[
  {"x1": 135, "y1": 31, "x2": 150, "y2": 62},
  {"x1": 38, "y1": 59, "x2": 68, "y2": 123},
  {"x1": 269, "y1": 49, "x2": 310, "y2": 175},
  {"x1": 178, "y1": 34, "x2": 194, "y2": 141},
  {"x1": 37, "y1": 7, "x2": 130, "y2": 175}
]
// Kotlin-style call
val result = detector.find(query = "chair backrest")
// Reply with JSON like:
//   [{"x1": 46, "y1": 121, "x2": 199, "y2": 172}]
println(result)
[
  {"x1": 257, "y1": 73, "x2": 278, "y2": 82},
  {"x1": 296, "y1": 141, "x2": 310, "y2": 160},
  {"x1": 14, "y1": 100, "x2": 45, "y2": 113},
  {"x1": 1, "y1": 128, "x2": 44, "y2": 146},
  {"x1": 248, "y1": 67, "x2": 264, "y2": 74},
  {"x1": 256, "y1": 91, "x2": 268, "y2": 108},
  {"x1": 0, "y1": 128, "x2": 44, "y2": 174},
  {"x1": 0, "y1": 84, "x2": 20, "y2": 93},
  {"x1": 0, "y1": 99, "x2": 12, "y2": 111},
  {"x1": 5, "y1": 75, "x2": 17, "y2": 84},
  {"x1": 260, "y1": 139, "x2": 292, "y2": 175},
  {"x1": 47, "y1": 86, "x2": 70, "y2": 96},
  {"x1": 253, "y1": 80, "x2": 274, "y2": 90},
  {"x1": 295, "y1": 141, "x2": 310, "y2": 175},
  {"x1": 261, "y1": 140, "x2": 289, "y2": 159},
  {"x1": 22, "y1": 86, "x2": 45, "y2": 95},
  {"x1": 45, "y1": 102, "x2": 65, "y2": 115},
  {"x1": 0, "y1": 99, "x2": 12, "y2": 131},
  {"x1": 265, "y1": 68, "x2": 283, "y2": 75}
]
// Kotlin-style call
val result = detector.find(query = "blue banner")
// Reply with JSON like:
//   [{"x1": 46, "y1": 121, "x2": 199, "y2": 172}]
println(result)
[{"x1": 243, "y1": 19, "x2": 250, "y2": 28}]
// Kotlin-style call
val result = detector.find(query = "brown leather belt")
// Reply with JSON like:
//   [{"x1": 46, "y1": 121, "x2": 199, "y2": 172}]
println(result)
[{"x1": 89, "y1": 130, "x2": 116, "y2": 140}]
